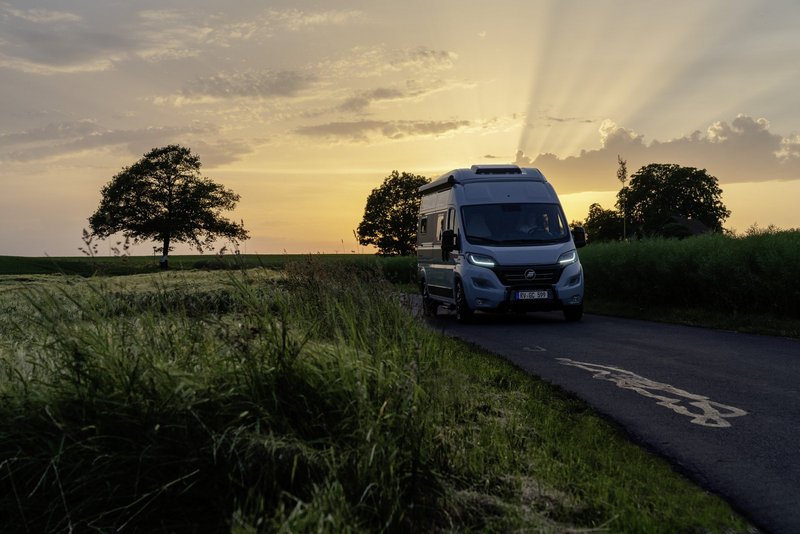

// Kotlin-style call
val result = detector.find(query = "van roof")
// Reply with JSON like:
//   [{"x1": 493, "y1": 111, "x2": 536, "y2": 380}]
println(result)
[{"x1": 419, "y1": 164, "x2": 546, "y2": 194}]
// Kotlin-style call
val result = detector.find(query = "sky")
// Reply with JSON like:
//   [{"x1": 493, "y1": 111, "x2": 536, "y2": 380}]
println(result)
[{"x1": 1, "y1": 0, "x2": 799, "y2": 257}]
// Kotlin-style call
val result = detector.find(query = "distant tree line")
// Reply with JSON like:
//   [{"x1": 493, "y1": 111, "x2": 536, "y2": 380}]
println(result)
[
  {"x1": 357, "y1": 162, "x2": 732, "y2": 256},
  {"x1": 580, "y1": 161, "x2": 730, "y2": 242},
  {"x1": 86, "y1": 149, "x2": 730, "y2": 260}
]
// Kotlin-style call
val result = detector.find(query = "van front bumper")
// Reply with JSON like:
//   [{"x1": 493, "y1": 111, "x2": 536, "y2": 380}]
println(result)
[{"x1": 463, "y1": 262, "x2": 583, "y2": 312}]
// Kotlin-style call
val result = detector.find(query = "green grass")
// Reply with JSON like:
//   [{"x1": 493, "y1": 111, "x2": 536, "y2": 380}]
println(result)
[
  {"x1": 0, "y1": 253, "x2": 418, "y2": 283},
  {"x1": 579, "y1": 230, "x2": 800, "y2": 338},
  {"x1": 0, "y1": 261, "x2": 751, "y2": 532}
]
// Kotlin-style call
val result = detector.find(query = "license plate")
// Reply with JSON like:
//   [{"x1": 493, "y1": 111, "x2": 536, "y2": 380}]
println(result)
[{"x1": 516, "y1": 289, "x2": 551, "y2": 300}]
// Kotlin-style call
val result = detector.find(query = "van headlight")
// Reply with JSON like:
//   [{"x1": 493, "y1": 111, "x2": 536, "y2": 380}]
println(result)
[
  {"x1": 557, "y1": 249, "x2": 578, "y2": 266},
  {"x1": 466, "y1": 253, "x2": 497, "y2": 268}
]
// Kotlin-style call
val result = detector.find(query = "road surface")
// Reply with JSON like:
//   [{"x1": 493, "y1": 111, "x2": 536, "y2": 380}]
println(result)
[{"x1": 426, "y1": 309, "x2": 800, "y2": 533}]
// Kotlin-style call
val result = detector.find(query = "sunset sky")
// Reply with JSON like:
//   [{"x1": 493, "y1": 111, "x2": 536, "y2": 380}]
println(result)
[{"x1": 2, "y1": 0, "x2": 799, "y2": 257}]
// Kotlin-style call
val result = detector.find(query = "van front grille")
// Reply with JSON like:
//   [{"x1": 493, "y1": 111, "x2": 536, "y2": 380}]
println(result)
[{"x1": 493, "y1": 265, "x2": 563, "y2": 287}]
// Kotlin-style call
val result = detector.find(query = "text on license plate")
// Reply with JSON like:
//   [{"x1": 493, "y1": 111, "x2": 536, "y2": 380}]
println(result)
[{"x1": 516, "y1": 289, "x2": 551, "y2": 300}]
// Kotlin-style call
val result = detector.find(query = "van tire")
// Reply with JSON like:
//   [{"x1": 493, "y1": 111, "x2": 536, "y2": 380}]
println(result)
[
  {"x1": 455, "y1": 280, "x2": 473, "y2": 323},
  {"x1": 563, "y1": 304, "x2": 583, "y2": 322},
  {"x1": 421, "y1": 281, "x2": 438, "y2": 317}
]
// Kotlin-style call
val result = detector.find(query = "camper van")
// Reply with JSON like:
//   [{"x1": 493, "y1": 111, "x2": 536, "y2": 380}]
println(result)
[{"x1": 416, "y1": 164, "x2": 586, "y2": 322}]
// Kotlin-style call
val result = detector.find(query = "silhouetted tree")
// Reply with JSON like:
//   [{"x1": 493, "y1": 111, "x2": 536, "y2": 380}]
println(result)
[
  {"x1": 88, "y1": 145, "x2": 248, "y2": 268},
  {"x1": 357, "y1": 170, "x2": 429, "y2": 256},
  {"x1": 583, "y1": 203, "x2": 624, "y2": 242},
  {"x1": 618, "y1": 163, "x2": 730, "y2": 236}
]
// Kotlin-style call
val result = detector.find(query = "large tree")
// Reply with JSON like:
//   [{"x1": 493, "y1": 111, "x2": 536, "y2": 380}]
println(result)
[
  {"x1": 88, "y1": 145, "x2": 248, "y2": 268},
  {"x1": 618, "y1": 163, "x2": 730, "y2": 236},
  {"x1": 583, "y1": 202, "x2": 623, "y2": 242},
  {"x1": 357, "y1": 170, "x2": 429, "y2": 256}
]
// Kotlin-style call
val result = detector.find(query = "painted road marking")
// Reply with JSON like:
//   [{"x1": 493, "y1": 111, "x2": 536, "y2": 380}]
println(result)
[
  {"x1": 556, "y1": 358, "x2": 748, "y2": 428},
  {"x1": 523, "y1": 345, "x2": 547, "y2": 352}
]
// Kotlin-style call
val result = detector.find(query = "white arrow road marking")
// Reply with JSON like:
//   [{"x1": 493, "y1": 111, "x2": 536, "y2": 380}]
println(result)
[{"x1": 556, "y1": 358, "x2": 748, "y2": 428}]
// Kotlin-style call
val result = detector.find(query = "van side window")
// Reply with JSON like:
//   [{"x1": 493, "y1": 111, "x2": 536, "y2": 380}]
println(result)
[
  {"x1": 447, "y1": 208, "x2": 455, "y2": 231},
  {"x1": 419, "y1": 217, "x2": 428, "y2": 235},
  {"x1": 436, "y1": 213, "x2": 445, "y2": 242}
]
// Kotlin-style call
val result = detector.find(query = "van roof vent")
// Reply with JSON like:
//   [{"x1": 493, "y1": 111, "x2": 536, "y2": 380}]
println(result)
[{"x1": 471, "y1": 164, "x2": 522, "y2": 175}]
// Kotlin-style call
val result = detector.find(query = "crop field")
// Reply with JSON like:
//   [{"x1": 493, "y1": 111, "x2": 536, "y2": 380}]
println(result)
[
  {"x1": 579, "y1": 229, "x2": 800, "y2": 337},
  {"x1": 0, "y1": 258, "x2": 751, "y2": 532}
]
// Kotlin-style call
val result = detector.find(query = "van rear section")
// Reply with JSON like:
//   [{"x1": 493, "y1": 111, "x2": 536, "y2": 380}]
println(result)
[{"x1": 416, "y1": 164, "x2": 586, "y2": 322}]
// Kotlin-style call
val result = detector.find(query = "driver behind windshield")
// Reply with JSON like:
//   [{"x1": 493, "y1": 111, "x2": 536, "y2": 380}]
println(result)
[{"x1": 519, "y1": 211, "x2": 549, "y2": 235}]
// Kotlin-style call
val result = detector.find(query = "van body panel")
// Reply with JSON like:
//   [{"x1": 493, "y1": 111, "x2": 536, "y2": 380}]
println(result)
[{"x1": 417, "y1": 165, "x2": 585, "y2": 321}]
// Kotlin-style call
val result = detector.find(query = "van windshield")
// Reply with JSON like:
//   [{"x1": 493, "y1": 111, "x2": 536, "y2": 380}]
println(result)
[{"x1": 462, "y1": 203, "x2": 570, "y2": 245}]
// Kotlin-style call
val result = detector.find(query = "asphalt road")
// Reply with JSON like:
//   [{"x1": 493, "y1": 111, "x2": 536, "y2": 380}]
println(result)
[{"x1": 426, "y1": 309, "x2": 800, "y2": 533}]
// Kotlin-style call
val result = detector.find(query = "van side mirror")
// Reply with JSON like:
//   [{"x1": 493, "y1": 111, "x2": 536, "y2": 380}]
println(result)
[
  {"x1": 441, "y1": 229, "x2": 457, "y2": 259},
  {"x1": 571, "y1": 226, "x2": 587, "y2": 248}
]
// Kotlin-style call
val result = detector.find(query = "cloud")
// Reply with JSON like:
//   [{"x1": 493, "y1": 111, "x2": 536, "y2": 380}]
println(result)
[
  {"x1": 389, "y1": 46, "x2": 458, "y2": 71},
  {"x1": 321, "y1": 45, "x2": 457, "y2": 79},
  {"x1": 294, "y1": 119, "x2": 471, "y2": 142},
  {"x1": 338, "y1": 87, "x2": 406, "y2": 113},
  {"x1": 182, "y1": 69, "x2": 318, "y2": 99},
  {"x1": 336, "y1": 80, "x2": 459, "y2": 113},
  {"x1": 545, "y1": 115, "x2": 598, "y2": 125},
  {"x1": 0, "y1": 5, "x2": 367, "y2": 74},
  {"x1": 0, "y1": 120, "x2": 255, "y2": 166},
  {"x1": 517, "y1": 114, "x2": 800, "y2": 194},
  {"x1": 0, "y1": 6, "x2": 131, "y2": 73},
  {"x1": 1, "y1": 5, "x2": 81, "y2": 23},
  {"x1": 264, "y1": 8, "x2": 365, "y2": 31}
]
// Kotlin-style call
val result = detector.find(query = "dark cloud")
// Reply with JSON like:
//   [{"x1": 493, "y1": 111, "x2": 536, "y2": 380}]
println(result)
[
  {"x1": 389, "y1": 46, "x2": 457, "y2": 70},
  {"x1": 183, "y1": 69, "x2": 317, "y2": 99},
  {"x1": 0, "y1": 6, "x2": 367, "y2": 73},
  {"x1": 0, "y1": 120, "x2": 254, "y2": 166},
  {"x1": 295, "y1": 119, "x2": 470, "y2": 142},
  {"x1": 6, "y1": 25, "x2": 130, "y2": 66},
  {"x1": 0, "y1": 7, "x2": 133, "y2": 72},
  {"x1": 543, "y1": 116, "x2": 597, "y2": 125},
  {"x1": 339, "y1": 87, "x2": 405, "y2": 113},
  {"x1": 517, "y1": 114, "x2": 800, "y2": 194}
]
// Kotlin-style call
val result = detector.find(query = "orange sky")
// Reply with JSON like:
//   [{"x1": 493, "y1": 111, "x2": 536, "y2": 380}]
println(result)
[{"x1": 1, "y1": 1, "x2": 798, "y2": 256}]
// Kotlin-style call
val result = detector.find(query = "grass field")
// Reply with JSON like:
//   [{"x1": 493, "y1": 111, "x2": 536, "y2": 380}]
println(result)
[
  {"x1": 0, "y1": 253, "x2": 417, "y2": 281},
  {"x1": 578, "y1": 229, "x2": 800, "y2": 338},
  {"x1": 0, "y1": 260, "x2": 752, "y2": 532}
]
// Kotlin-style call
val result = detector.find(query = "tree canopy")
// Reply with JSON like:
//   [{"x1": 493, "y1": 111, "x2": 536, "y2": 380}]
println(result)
[
  {"x1": 88, "y1": 145, "x2": 248, "y2": 266},
  {"x1": 583, "y1": 203, "x2": 623, "y2": 242},
  {"x1": 618, "y1": 163, "x2": 730, "y2": 235},
  {"x1": 357, "y1": 170, "x2": 429, "y2": 256}
]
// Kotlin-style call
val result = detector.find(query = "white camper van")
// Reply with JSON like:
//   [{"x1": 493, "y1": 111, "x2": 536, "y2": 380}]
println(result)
[{"x1": 416, "y1": 164, "x2": 586, "y2": 322}]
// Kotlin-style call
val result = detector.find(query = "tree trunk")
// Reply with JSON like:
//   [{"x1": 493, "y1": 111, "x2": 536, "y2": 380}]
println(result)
[{"x1": 160, "y1": 236, "x2": 170, "y2": 270}]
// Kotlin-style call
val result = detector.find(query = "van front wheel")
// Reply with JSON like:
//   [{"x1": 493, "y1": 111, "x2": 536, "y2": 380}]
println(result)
[{"x1": 454, "y1": 280, "x2": 473, "y2": 323}]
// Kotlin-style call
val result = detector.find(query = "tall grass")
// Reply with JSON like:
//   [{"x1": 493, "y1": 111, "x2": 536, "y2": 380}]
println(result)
[
  {"x1": 579, "y1": 230, "x2": 800, "y2": 333},
  {"x1": 0, "y1": 263, "x2": 750, "y2": 532}
]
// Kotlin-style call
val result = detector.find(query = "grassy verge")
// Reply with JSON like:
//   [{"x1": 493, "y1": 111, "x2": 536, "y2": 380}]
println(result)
[{"x1": 0, "y1": 263, "x2": 752, "y2": 532}]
